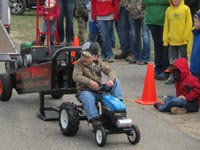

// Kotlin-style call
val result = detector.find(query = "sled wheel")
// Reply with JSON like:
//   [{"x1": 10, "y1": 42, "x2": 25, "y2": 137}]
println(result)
[
  {"x1": 59, "y1": 102, "x2": 79, "y2": 136},
  {"x1": 51, "y1": 93, "x2": 63, "y2": 99},
  {"x1": 95, "y1": 126, "x2": 107, "y2": 147},
  {"x1": 127, "y1": 124, "x2": 141, "y2": 145},
  {"x1": 0, "y1": 73, "x2": 12, "y2": 101}
]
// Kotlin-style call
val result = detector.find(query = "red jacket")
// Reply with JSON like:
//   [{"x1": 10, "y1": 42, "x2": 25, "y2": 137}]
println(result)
[
  {"x1": 39, "y1": 5, "x2": 60, "y2": 21},
  {"x1": 172, "y1": 58, "x2": 200, "y2": 105},
  {"x1": 91, "y1": 0, "x2": 119, "y2": 21}
]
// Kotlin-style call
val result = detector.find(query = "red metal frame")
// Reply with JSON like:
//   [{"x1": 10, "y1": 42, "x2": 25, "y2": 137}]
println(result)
[{"x1": 36, "y1": 0, "x2": 59, "y2": 50}]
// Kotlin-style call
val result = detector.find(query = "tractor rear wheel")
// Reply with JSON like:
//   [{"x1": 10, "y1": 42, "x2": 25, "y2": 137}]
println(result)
[{"x1": 0, "y1": 73, "x2": 12, "y2": 101}]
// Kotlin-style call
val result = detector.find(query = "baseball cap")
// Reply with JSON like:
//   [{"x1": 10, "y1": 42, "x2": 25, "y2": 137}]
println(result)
[
  {"x1": 81, "y1": 42, "x2": 98, "y2": 57},
  {"x1": 194, "y1": 9, "x2": 200, "y2": 20}
]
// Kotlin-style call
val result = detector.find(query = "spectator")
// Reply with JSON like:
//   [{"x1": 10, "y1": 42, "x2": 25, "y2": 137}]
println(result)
[
  {"x1": 39, "y1": 0, "x2": 60, "y2": 46},
  {"x1": 86, "y1": 0, "x2": 102, "y2": 46},
  {"x1": 127, "y1": 0, "x2": 151, "y2": 65},
  {"x1": 58, "y1": 0, "x2": 75, "y2": 45},
  {"x1": 74, "y1": 0, "x2": 88, "y2": 45},
  {"x1": 91, "y1": 0, "x2": 119, "y2": 63},
  {"x1": 185, "y1": 0, "x2": 200, "y2": 17},
  {"x1": 115, "y1": 1, "x2": 134, "y2": 61},
  {"x1": 154, "y1": 58, "x2": 200, "y2": 114},
  {"x1": 73, "y1": 42, "x2": 123, "y2": 130},
  {"x1": 190, "y1": 10, "x2": 200, "y2": 80},
  {"x1": 163, "y1": 0, "x2": 192, "y2": 84},
  {"x1": 142, "y1": 0, "x2": 169, "y2": 80}
]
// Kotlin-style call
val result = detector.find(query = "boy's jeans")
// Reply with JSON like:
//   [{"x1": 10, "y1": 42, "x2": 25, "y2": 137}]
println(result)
[
  {"x1": 159, "y1": 96, "x2": 199, "y2": 112},
  {"x1": 41, "y1": 20, "x2": 55, "y2": 43},
  {"x1": 78, "y1": 79, "x2": 123, "y2": 120}
]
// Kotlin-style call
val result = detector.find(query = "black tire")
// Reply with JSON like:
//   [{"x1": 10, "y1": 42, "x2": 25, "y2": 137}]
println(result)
[
  {"x1": 9, "y1": 0, "x2": 26, "y2": 15},
  {"x1": 127, "y1": 124, "x2": 141, "y2": 145},
  {"x1": 59, "y1": 102, "x2": 79, "y2": 136},
  {"x1": 0, "y1": 73, "x2": 12, "y2": 101},
  {"x1": 51, "y1": 93, "x2": 63, "y2": 99},
  {"x1": 95, "y1": 126, "x2": 107, "y2": 147}
]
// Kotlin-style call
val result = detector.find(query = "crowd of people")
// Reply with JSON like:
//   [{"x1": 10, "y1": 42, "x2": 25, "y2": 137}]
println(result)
[{"x1": 40, "y1": 0, "x2": 200, "y2": 116}]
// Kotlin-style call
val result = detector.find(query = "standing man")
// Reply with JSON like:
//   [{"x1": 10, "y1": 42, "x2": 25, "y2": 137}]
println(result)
[
  {"x1": 58, "y1": 0, "x2": 75, "y2": 45},
  {"x1": 142, "y1": 0, "x2": 169, "y2": 80}
]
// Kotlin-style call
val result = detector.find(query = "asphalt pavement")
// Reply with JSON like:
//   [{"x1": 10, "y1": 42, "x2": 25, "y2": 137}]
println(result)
[{"x1": 0, "y1": 42, "x2": 200, "y2": 150}]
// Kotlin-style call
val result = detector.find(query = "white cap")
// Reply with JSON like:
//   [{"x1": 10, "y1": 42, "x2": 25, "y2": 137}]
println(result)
[{"x1": 45, "y1": 0, "x2": 55, "y2": 7}]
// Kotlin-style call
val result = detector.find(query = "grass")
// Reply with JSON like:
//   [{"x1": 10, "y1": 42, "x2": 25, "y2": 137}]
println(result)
[{"x1": 10, "y1": 9, "x2": 121, "y2": 49}]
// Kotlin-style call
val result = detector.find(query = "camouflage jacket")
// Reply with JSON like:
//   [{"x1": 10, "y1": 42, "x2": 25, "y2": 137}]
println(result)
[
  {"x1": 120, "y1": 0, "x2": 145, "y2": 19},
  {"x1": 75, "y1": 0, "x2": 88, "y2": 20}
]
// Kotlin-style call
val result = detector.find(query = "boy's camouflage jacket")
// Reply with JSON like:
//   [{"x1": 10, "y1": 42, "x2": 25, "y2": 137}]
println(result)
[
  {"x1": 120, "y1": 0, "x2": 145, "y2": 19},
  {"x1": 75, "y1": 0, "x2": 88, "y2": 20}
]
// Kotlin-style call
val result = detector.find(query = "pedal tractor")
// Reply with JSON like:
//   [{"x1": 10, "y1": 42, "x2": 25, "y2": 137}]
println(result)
[{"x1": 59, "y1": 85, "x2": 141, "y2": 147}]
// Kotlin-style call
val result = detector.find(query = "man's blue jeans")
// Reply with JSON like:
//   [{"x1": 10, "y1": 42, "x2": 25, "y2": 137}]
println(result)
[
  {"x1": 130, "y1": 19, "x2": 150, "y2": 62},
  {"x1": 159, "y1": 96, "x2": 199, "y2": 112},
  {"x1": 78, "y1": 79, "x2": 123, "y2": 120},
  {"x1": 96, "y1": 20, "x2": 114, "y2": 59},
  {"x1": 116, "y1": 6, "x2": 132, "y2": 54},
  {"x1": 58, "y1": 0, "x2": 75, "y2": 43}
]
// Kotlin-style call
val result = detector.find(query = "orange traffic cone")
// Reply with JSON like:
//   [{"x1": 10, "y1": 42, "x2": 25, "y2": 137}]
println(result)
[
  {"x1": 135, "y1": 63, "x2": 158, "y2": 105},
  {"x1": 71, "y1": 36, "x2": 80, "y2": 64},
  {"x1": 72, "y1": 36, "x2": 80, "y2": 47}
]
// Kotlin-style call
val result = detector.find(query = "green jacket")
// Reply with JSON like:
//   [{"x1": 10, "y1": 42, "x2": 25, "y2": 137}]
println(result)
[
  {"x1": 142, "y1": 0, "x2": 169, "y2": 26},
  {"x1": 73, "y1": 59, "x2": 116, "y2": 91}
]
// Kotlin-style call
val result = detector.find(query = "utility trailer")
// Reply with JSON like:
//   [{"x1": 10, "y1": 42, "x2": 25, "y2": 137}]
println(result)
[{"x1": 0, "y1": 20, "x2": 81, "y2": 121}]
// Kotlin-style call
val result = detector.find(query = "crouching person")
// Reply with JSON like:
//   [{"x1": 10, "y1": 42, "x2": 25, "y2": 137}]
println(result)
[
  {"x1": 72, "y1": 42, "x2": 123, "y2": 129},
  {"x1": 154, "y1": 57, "x2": 200, "y2": 114}
]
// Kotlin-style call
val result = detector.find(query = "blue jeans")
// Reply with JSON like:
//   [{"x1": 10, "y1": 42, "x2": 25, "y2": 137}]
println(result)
[
  {"x1": 116, "y1": 6, "x2": 132, "y2": 54},
  {"x1": 78, "y1": 79, "x2": 123, "y2": 120},
  {"x1": 88, "y1": 21, "x2": 102, "y2": 47},
  {"x1": 41, "y1": 20, "x2": 55, "y2": 43},
  {"x1": 148, "y1": 25, "x2": 169, "y2": 75},
  {"x1": 58, "y1": 0, "x2": 75, "y2": 43},
  {"x1": 130, "y1": 19, "x2": 150, "y2": 62},
  {"x1": 96, "y1": 20, "x2": 114, "y2": 59},
  {"x1": 159, "y1": 96, "x2": 199, "y2": 112}
]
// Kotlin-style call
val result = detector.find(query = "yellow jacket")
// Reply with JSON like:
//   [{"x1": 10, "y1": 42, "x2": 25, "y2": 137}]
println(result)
[{"x1": 163, "y1": 0, "x2": 192, "y2": 46}]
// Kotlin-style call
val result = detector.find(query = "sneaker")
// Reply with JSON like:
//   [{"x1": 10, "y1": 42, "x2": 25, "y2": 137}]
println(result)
[
  {"x1": 126, "y1": 55, "x2": 134, "y2": 61},
  {"x1": 101, "y1": 56, "x2": 107, "y2": 61},
  {"x1": 107, "y1": 57, "x2": 115, "y2": 63},
  {"x1": 153, "y1": 101, "x2": 164, "y2": 110},
  {"x1": 165, "y1": 78, "x2": 175, "y2": 84},
  {"x1": 115, "y1": 53, "x2": 129, "y2": 59},
  {"x1": 165, "y1": 75, "x2": 174, "y2": 84},
  {"x1": 129, "y1": 58, "x2": 137, "y2": 64},
  {"x1": 170, "y1": 107, "x2": 187, "y2": 115},
  {"x1": 137, "y1": 61, "x2": 148, "y2": 65},
  {"x1": 153, "y1": 102, "x2": 161, "y2": 110},
  {"x1": 155, "y1": 72, "x2": 168, "y2": 80}
]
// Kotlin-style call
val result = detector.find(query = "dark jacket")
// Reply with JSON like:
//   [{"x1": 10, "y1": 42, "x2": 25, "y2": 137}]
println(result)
[
  {"x1": 73, "y1": 59, "x2": 116, "y2": 91},
  {"x1": 172, "y1": 58, "x2": 200, "y2": 105},
  {"x1": 185, "y1": 0, "x2": 200, "y2": 17},
  {"x1": 75, "y1": 0, "x2": 88, "y2": 20}
]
